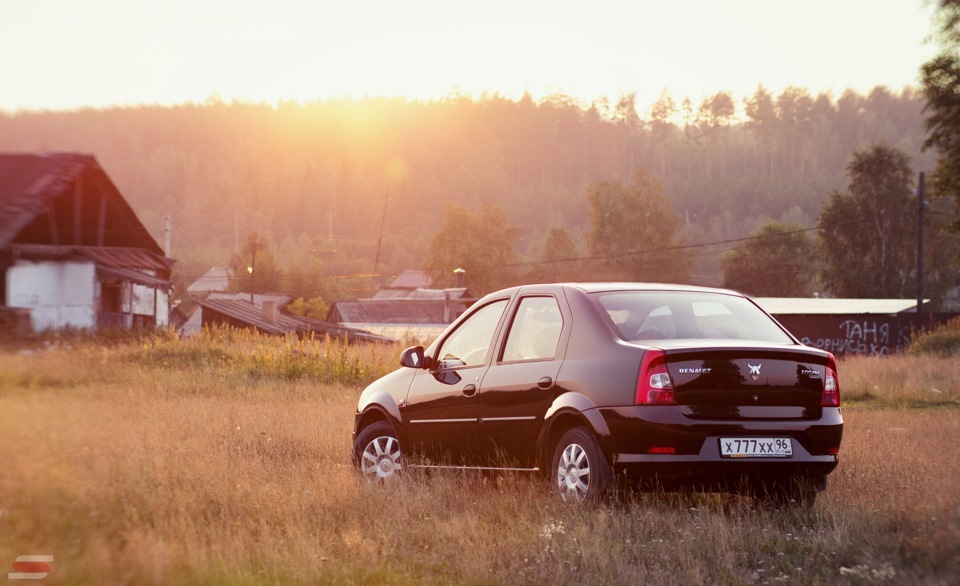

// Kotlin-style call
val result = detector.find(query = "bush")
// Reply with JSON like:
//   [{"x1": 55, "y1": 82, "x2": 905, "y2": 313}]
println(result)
[
  {"x1": 124, "y1": 325, "x2": 399, "y2": 387},
  {"x1": 908, "y1": 317, "x2": 960, "y2": 357}
]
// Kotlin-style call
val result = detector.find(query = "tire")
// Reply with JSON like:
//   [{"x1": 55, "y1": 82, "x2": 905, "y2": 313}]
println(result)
[
  {"x1": 552, "y1": 427, "x2": 613, "y2": 503},
  {"x1": 353, "y1": 420, "x2": 403, "y2": 482}
]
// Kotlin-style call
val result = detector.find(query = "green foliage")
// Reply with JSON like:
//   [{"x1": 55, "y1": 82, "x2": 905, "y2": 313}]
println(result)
[
  {"x1": 818, "y1": 145, "x2": 917, "y2": 298},
  {"x1": 126, "y1": 326, "x2": 399, "y2": 387},
  {"x1": 818, "y1": 145, "x2": 958, "y2": 303},
  {"x1": 922, "y1": 0, "x2": 960, "y2": 234},
  {"x1": 586, "y1": 166, "x2": 691, "y2": 283},
  {"x1": 722, "y1": 221, "x2": 817, "y2": 296},
  {"x1": 230, "y1": 232, "x2": 283, "y2": 293},
  {"x1": 908, "y1": 317, "x2": 960, "y2": 357},
  {"x1": 285, "y1": 296, "x2": 329, "y2": 320},
  {"x1": 0, "y1": 90, "x2": 941, "y2": 288},
  {"x1": 425, "y1": 204, "x2": 521, "y2": 295},
  {"x1": 245, "y1": 334, "x2": 395, "y2": 386},
  {"x1": 528, "y1": 226, "x2": 581, "y2": 283}
]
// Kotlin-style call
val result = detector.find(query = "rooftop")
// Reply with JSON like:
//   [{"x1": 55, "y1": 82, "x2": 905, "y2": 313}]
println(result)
[{"x1": 753, "y1": 297, "x2": 924, "y2": 315}]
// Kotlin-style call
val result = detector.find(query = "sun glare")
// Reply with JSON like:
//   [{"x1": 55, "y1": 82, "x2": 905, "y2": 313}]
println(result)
[{"x1": 0, "y1": 0, "x2": 939, "y2": 112}]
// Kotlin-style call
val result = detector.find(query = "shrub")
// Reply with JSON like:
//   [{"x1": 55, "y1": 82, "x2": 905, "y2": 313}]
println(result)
[{"x1": 908, "y1": 317, "x2": 960, "y2": 357}]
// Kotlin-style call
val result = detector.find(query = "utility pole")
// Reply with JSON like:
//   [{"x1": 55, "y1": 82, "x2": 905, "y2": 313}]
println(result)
[
  {"x1": 917, "y1": 171, "x2": 925, "y2": 313},
  {"x1": 373, "y1": 187, "x2": 390, "y2": 276},
  {"x1": 164, "y1": 213, "x2": 172, "y2": 257},
  {"x1": 248, "y1": 237, "x2": 257, "y2": 305}
]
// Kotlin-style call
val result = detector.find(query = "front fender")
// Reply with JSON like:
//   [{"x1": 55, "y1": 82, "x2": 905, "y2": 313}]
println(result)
[
  {"x1": 354, "y1": 367, "x2": 414, "y2": 444},
  {"x1": 354, "y1": 391, "x2": 405, "y2": 444}
]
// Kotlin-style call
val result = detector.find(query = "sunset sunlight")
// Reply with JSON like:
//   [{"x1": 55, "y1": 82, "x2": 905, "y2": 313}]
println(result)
[
  {"x1": 4, "y1": 1, "x2": 960, "y2": 584},
  {"x1": 1, "y1": 0, "x2": 937, "y2": 112}
]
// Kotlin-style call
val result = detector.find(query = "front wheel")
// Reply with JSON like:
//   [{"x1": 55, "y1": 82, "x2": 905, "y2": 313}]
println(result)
[
  {"x1": 353, "y1": 421, "x2": 403, "y2": 482},
  {"x1": 552, "y1": 427, "x2": 613, "y2": 503}
]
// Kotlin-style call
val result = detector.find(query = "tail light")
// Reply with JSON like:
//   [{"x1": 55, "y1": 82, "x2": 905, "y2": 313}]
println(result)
[
  {"x1": 636, "y1": 349, "x2": 676, "y2": 405},
  {"x1": 821, "y1": 353, "x2": 840, "y2": 407}
]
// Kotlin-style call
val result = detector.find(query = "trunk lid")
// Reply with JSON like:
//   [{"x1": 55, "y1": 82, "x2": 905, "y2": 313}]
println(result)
[{"x1": 654, "y1": 341, "x2": 829, "y2": 420}]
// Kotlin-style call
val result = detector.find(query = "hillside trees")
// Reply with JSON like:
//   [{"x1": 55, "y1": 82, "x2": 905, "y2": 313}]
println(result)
[
  {"x1": 922, "y1": 0, "x2": 960, "y2": 233},
  {"x1": 425, "y1": 204, "x2": 521, "y2": 295},
  {"x1": 528, "y1": 226, "x2": 581, "y2": 284},
  {"x1": 649, "y1": 89, "x2": 677, "y2": 176},
  {"x1": 586, "y1": 167, "x2": 691, "y2": 283},
  {"x1": 819, "y1": 145, "x2": 914, "y2": 297},
  {"x1": 698, "y1": 91, "x2": 736, "y2": 179},
  {"x1": 0, "y1": 87, "x2": 940, "y2": 293},
  {"x1": 230, "y1": 232, "x2": 283, "y2": 294},
  {"x1": 745, "y1": 86, "x2": 778, "y2": 176},
  {"x1": 817, "y1": 145, "x2": 957, "y2": 303},
  {"x1": 722, "y1": 221, "x2": 817, "y2": 296}
]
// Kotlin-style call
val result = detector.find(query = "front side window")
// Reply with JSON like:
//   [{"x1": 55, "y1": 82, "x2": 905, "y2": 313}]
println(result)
[
  {"x1": 436, "y1": 299, "x2": 508, "y2": 368},
  {"x1": 501, "y1": 296, "x2": 563, "y2": 362}
]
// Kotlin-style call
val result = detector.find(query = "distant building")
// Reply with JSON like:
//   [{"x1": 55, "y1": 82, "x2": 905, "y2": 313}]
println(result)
[
  {"x1": 176, "y1": 292, "x2": 292, "y2": 337},
  {"x1": 186, "y1": 267, "x2": 233, "y2": 294},
  {"x1": 197, "y1": 296, "x2": 389, "y2": 343},
  {"x1": 753, "y1": 297, "x2": 955, "y2": 356},
  {"x1": 388, "y1": 269, "x2": 432, "y2": 289},
  {"x1": 327, "y1": 287, "x2": 476, "y2": 343},
  {"x1": 0, "y1": 153, "x2": 174, "y2": 335}
]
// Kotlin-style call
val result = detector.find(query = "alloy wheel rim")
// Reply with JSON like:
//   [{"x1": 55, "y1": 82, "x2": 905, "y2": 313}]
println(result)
[
  {"x1": 556, "y1": 443, "x2": 590, "y2": 502},
  {"x1": 360, "y1": 436, "x2": 402, "y2": 481}
]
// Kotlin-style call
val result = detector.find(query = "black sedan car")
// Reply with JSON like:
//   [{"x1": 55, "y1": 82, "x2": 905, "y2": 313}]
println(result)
[{"x1": 352, "y1": 283, "x2": 842, "y2": 504}]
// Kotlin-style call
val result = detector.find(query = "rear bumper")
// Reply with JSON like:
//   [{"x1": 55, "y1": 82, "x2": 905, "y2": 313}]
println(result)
[{"x1": 596, "y1": 405, "x2": 843, "y2": 485}]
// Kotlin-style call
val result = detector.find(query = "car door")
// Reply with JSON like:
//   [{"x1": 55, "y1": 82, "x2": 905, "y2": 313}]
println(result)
[
  {"x1": 477, "y1": 294, "x2": 567, "y2": 468},
  {"x1": 402, "y1": 298, "x2": 509, "y2": 465}
]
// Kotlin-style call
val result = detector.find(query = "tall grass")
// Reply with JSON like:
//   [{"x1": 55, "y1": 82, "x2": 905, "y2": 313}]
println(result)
[
  {"x1": 908, "y1": 316, "x2": 960, "y2": 357},
  {"x1": 838, "y1": 353, "x2": 960, "y2": 407},
  {"x1": 0, "y1": 335, "x2": 958, "y2": 584}
]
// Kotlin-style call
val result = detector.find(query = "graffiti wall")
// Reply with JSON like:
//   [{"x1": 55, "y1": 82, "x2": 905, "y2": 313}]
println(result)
[{"x1": 773, "y1": 313, "x2": 956, "y2": 356}]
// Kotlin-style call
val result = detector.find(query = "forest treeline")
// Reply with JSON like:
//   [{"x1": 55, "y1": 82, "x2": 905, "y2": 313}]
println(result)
[{"x1": 0, "y1": 86, "x2": 939, "y2": 299}]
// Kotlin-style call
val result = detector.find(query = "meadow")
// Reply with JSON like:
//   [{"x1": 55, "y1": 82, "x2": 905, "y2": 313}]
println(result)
[{"x1": 1, "y1": 330, "x2": 958, "y2": 585}]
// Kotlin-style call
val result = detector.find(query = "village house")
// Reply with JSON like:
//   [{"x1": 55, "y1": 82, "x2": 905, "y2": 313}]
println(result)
[
  {"x1": 327, "y1": 277, "x2": 476, "y2": 342},
  {"x1": 0, "y1": 153, "x2": 173, "y2": 335}
]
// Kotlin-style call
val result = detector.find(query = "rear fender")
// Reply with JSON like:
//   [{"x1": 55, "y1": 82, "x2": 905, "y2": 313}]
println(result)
[{"x1": 538, "y1": 392, "x2": 615, "y2": 471}]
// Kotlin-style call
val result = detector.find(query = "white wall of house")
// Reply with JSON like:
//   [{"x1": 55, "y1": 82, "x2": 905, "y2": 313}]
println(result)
[
  {"x1": 129, "y1": 283, "x2": 169, "y2": 327},
  {"x1": 6, "y1": 260, "x2": 170, "y2": 331},
  {"x1": 7, "y1": 260, "x2": 97, "y2": 331}
]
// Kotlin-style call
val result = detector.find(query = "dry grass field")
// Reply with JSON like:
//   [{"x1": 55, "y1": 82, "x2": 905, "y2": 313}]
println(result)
[{"x1": 1, "y1": 331, "x2": 959, "y2": 584}]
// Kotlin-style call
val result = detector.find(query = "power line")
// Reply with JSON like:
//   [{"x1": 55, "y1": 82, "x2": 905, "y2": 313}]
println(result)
[
  {"x1": 444, "y1": 218, "x2": 869, "y2": 273},
  {"x1": 171, "y1": 218, "x2": 870, "y2": 282}
]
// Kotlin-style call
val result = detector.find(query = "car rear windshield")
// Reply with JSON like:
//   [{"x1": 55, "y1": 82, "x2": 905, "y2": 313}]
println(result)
[{"x1": 591, "y1": 290, "x2": 794, "y2": 344}]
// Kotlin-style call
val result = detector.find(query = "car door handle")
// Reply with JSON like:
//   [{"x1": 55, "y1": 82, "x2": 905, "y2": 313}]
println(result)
[
  {"x1": 538, "y1": 377, "x2": 553, "y2": 390},
  {"x1": 462, "y1": 384, "x2": 477, "y2": 397}
]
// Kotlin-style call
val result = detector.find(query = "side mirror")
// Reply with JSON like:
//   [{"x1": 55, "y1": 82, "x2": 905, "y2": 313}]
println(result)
[{"x1": 399, "y1": 346, "x2": 431, "y2": 369}]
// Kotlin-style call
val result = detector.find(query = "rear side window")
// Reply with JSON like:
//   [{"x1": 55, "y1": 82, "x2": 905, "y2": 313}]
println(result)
[
  {"x1": 592, "y1": 291, "x2": 792, "y2": 344},
  {"x1": 501, "y1": 296, "x2": 563, "y2": 362}
]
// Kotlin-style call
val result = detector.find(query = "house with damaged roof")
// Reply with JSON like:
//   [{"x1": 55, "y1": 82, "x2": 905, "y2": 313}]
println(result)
[
  {"x1": 326, "y1": 286, "x2": 476, "y2": 343},
  {"x1": 0, "y1": 153, "x2": 174, "y2": 335}
]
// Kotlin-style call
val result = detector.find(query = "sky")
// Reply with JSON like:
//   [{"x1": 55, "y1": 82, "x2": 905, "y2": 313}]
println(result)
[{"x1": 0, "y1": 0, "x2": 940, "y2": 114}]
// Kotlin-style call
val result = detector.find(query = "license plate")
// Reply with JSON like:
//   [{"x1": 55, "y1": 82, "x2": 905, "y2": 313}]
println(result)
[{"x1": 719, "y1": 437, "x2": 793, "y2": 458}]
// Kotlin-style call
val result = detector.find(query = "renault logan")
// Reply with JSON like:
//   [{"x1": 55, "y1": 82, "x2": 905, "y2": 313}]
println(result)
[{"x1": 352, "y1": 283, "x2": 842, "y2": 504}]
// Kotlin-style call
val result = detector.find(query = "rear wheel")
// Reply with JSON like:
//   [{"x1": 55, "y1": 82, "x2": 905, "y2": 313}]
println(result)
[
  {"x1": 552, "y1": 427, "x2": 613, "y2": 503},
  {"x1": 353, "y1": 421, "x2": 403, "y2": 482}
]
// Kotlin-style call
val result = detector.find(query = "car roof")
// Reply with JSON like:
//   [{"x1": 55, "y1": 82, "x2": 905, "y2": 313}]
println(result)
[
  {"x1": 560, "y1": 282, "x2": 745, "y2": 296},
  {"x1": 473, "y1": 283, "x2": 749, "y2": 305}
]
